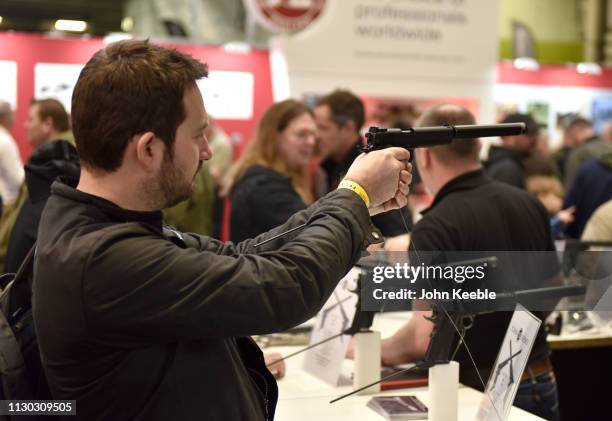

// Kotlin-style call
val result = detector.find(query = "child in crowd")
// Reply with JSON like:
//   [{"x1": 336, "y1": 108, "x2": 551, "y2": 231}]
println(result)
[{"x1": 527, "y1": 175, "x2": 575, "y2": 239}]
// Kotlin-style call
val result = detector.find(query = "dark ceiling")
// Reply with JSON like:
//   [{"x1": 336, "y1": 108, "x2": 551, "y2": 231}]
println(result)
[{"x1": 0, "y1": 0, "x2": 127, "y2": 36}]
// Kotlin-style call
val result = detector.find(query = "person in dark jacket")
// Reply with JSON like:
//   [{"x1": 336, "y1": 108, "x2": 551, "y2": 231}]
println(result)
[
  {"x1": 552, "y1": 116, "x2": 593, "y2": 185},
  {"x1": 224, "y1": 99, "x2": 316, "y2": 242},
  {"x1": 563, "y1": 145, "x2": 612, "y2": 238},
  {"x1": 0, "y1": 98, "x2": 72, "y2": 272},
  {"x1": 33, "y1": 40, "x2": 411, "y2": 421},
  {"x1": 484, "y1": 113, "x2": 539, "y2": 189},
  {"x1": 314, "y1": 90, "x2": 413, "y2": 249},
  {"x1": 561, "y1": 117, "x2": 607, "y2": 189},
  {"x1": 5, "y1": 140, "x2": 79, "y2": 273}
]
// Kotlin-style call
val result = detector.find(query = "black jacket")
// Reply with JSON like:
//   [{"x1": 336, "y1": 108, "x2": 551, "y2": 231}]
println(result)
[
  {"x1": 5, "y1": 140, "x2": 79, "y2": 273},
  {"x1": 563, "y1": 149, "x2": 612, "y2": 238},
  {"x1": 484, "y1": 146, "x2": 527, "y2": 189},
  {"x1": 33, "y1": 179, "x2": 379, "y2": 421},
  {"x1": 229, "y1": 165, "x2": 307, "y2": 243}
]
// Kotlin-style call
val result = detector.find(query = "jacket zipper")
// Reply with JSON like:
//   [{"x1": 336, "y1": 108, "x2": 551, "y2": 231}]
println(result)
[{"x1": 247, "y1": 367, "x2": 269, "y2": 421}]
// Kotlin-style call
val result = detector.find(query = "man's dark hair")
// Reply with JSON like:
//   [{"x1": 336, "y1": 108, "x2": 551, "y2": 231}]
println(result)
[
  {"x1": 566, "y1": 117, "x2": 592, "y2": 132},
  {"x1": 31, "y1": 98, "x2": 69, "y2": 133},
  {"x1": 315, "y1": 89, "x2": 365, "y2": 133},
  {"x1": 417, "y1": 104, "x2": 479, "y2": 164},
  {"x1": 72, "y1": 39, "x2": 208, "y2": 172}
]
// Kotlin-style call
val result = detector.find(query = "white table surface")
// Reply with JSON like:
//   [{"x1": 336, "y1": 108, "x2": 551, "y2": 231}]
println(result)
[
  {"x1": 268, "y1": 309, "x2": 543, "y2": 420},
  {"x1": 269, "y1": 343, "x2": 543, "y2": 420},
  {"x1": 547, "y1": 325, "x2": 612, "y2": 349}
]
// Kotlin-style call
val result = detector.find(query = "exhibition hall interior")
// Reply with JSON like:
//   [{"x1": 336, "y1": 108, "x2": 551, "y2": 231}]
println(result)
[{"x1": 0, "y1": 0, "x2": 611, "y2": 420}]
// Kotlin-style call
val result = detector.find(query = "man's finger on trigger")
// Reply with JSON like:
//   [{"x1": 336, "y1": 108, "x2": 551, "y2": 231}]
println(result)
[
  {"x1": 394, "y1": 192, "x2": 408, "y2": 208},
  {"x1": 398, "y1": 189, "x2": 409, "y2": 204},
  {"x1": 387, "y1": 147, "x2": 411, "y2": 161}
]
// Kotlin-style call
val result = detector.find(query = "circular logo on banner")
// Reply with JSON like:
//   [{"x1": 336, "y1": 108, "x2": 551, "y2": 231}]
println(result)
[{"x1": 245, "y1": 0, "x2": 326, "y2": 33}]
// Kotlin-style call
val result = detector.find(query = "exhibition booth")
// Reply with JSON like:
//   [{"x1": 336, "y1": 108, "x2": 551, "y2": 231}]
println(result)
[
  {"x1": 1, "y1": 1, "x2": 611, "y2": 420},
  {"x1": 4, "y1": 32, "x2": 612, "y2": 163}
]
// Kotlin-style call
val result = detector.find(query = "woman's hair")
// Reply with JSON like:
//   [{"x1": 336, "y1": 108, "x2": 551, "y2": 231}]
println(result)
[{"x1": 222, "y1": 99, "x2": 314, "y2": 203}]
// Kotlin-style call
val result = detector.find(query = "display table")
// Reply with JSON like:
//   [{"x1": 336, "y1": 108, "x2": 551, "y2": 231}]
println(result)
[
  {"x1": 268, "y1": 312, "x2": 579, "y2": 419},
  {"x1": 547, "y1": 326, "x2": 612, "y2": 420},
  {"x1": 270, "y1": 342, "x2": 544, "y2": 420},
  {"x1": 371, "y1": 313, "x2": 612, "y2": 420},
  {"x1": 548, "y1": 326, "x2": 612, "y2": 350},
  {"x1": 371, "y1": 311, "x2": 612, "y2": 421}
]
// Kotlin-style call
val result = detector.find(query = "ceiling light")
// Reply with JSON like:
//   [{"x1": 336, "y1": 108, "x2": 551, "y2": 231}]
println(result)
[
  {"x1": 104, "y1": 32, "x2": 133, "y2": 45},
  {"x1": 223, "y1": 42, "x2": 251, "y2": 54},
  {"x1": 54, "y1": 19, "x2": 88, "y2": 32},
  {"x1": 0, "y1": 16, "x2": 3, "y2": 25},
  {"x1": 513, "y1": 57, "x2": 539, "y2": 72},
  {"x1": 121, "y1": 17, "x2": 133, "y2": 32},
  {"x1": 576, "y1": 62, "x2": 602, "y2": 75}
]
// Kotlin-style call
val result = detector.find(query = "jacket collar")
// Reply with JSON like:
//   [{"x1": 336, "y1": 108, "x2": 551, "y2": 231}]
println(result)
[
  {"x1": 25, "y1": 140, "x2": 79, "y2": 202},
  {"x1": 321, "y1": 138, "x2": 363, "y2": 176},
  {"x1": 51, "y1": 179, "x2": 164, "y2": 230},
  {"x1": 487, "y1": 145, "x2": 526, "y2": 167},
  {"x1": 422, "y1": 169, "x2": 492, "y2": 215}
]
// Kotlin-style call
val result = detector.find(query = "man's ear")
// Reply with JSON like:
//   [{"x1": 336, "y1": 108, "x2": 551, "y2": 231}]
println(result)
[
  {"x1": 43, "y1": 117, "x2": 54, "y2": 132},
  {"x1": 134, "y1": 132, "x2": 164, "y2": 173},
  {"x1": 341, "y1": 120, "x2": 357, "y2": 137}
]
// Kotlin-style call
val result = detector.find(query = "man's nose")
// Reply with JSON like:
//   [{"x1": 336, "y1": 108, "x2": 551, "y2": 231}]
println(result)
[
  {"x1": 306, "y1": 133, "x2": 316, "y2": 147},
  {"x1": 201, "y1": 137, "x2": 213, "y2": 160}
]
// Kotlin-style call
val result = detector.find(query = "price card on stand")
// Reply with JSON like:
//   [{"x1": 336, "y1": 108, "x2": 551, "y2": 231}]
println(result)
[
  {"x1": 302, "y1": 267, "x2": 361, "y2": 386},
  {"x1": 476, "y1": 304, "x2": 541, "y2": 421}
]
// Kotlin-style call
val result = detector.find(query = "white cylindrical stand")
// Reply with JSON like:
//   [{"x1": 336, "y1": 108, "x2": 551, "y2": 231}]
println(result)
[
  {"x1": 428, "y1": 361, "x2": 459, "y2": 421},
  {"x1": 353, "y1": 330, "x2": 381, "y2": 395}
]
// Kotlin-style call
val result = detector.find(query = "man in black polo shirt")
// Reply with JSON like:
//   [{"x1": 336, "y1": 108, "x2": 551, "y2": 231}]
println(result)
[
  {"x1": 380, "y1": 104, "x2": 560, "y2": 421},
  {"x1": 314, "y1": 90, "x2": 412, "y2": 249}
]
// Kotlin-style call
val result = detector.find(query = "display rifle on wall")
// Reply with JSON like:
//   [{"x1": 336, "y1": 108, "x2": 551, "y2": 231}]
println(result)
[{"x1": 253, "y1": 122, "x2": 526, "y2": 248}]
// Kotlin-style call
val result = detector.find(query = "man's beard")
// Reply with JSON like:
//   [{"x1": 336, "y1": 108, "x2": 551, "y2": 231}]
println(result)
[{"x1": 147, "y1": 154, "x2": 202, "y2": 210}]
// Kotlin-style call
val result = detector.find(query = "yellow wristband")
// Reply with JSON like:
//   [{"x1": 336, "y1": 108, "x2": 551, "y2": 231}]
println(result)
[{"x1": 338, "y1": 180, "x2": 370, "y2": 207}]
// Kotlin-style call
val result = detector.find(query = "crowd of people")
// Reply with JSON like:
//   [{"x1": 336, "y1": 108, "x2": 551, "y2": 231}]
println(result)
[
  {"x1": 2, "y1": 81, "x2": 610, "y2": 259},
  {"x1": 0, "y1": 39, "x2": 610, "y2": 421}
]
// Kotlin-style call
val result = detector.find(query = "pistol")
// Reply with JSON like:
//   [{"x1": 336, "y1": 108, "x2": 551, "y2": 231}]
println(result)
[{"x1": 363, "y1": 123, "x2": 526, "y2": 160}]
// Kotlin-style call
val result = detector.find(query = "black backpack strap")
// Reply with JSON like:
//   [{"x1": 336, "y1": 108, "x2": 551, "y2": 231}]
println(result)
[
  {"x1": 15, "y1": 245, "x2": 36, "y2": 282},
  {"x1": 0, "y1": 304, "x2": 33, "y2": 402},
  {"x1": 7, "y1": 245, "x2": 37, "y2": 318},
  {"x1": 0, "y1": 245, "x2": 37, "y2": 402}
]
